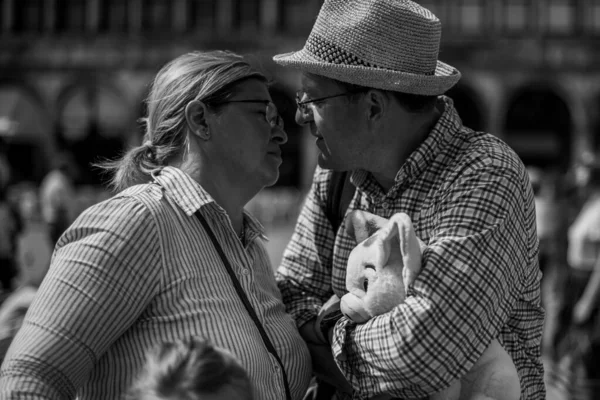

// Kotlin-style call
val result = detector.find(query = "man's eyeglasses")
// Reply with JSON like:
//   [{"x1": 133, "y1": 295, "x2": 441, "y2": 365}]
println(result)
[
  {"x1": 215, "y1": 100, "x2": 283, "y2": 129},
  {"x1": 295, "y1": 90, "x2": 367, "y2": 115}
]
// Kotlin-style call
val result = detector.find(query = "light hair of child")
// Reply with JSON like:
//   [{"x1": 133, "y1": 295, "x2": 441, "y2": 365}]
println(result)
[{"x1": 128, "y1": 337, "x2": 254, "y2": 400}]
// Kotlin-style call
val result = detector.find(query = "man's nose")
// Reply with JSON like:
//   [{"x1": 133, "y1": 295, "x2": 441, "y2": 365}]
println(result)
[{"x1": 295, "y1": 107, "x2": 311, "y2": 126}]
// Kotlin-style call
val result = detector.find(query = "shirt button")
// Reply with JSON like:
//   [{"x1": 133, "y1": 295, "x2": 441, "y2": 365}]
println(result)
[
  {"x1": 241, "y1": 268, "x2": 250, "y2": 275},
  {"x1": 382, "y1": 202, "x2": 390, "y2": 209}
]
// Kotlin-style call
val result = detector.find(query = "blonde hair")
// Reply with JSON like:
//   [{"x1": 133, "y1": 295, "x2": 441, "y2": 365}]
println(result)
[
  {"x1": 128, "y1": 337, "x2": 253, "y2": 400},
  {"x1": 99, "y1": 50, "x2": 266, "y2": 192}
]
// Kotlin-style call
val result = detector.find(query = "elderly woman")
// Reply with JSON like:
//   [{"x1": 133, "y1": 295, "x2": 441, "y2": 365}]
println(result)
[{"x1": 0, "y1": 51, "x2": 311, "y2": 400}]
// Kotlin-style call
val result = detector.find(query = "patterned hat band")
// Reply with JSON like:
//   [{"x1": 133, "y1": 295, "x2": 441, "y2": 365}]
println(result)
[{"x1": 306, "y1": 34, "x2": 436, "y2": 76}]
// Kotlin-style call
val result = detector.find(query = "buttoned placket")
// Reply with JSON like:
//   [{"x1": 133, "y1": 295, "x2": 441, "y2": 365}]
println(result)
[
  {"x1": 225, "y1": 229, "x2": 285, "y2": 399},
  {"x1": 210, "y1": 209, "x2": 253, "y2": 280},
  {"x1": 270, "y1": 360, "x2": 288, "y2": 400},
  {"x1": 237, "y1": 232, "x2": 254, "y2": 279},
  {"x1": 237, "y1": 249, "x2": 253, "y2": 280},
  {"x1": 236, "y1": 241, "x2": 272, "y2": 327}
]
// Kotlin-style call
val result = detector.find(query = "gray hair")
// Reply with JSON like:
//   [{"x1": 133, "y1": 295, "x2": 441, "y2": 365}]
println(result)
[{"x1": 98, "y1": 50, "x2": 266, "y2": 192}]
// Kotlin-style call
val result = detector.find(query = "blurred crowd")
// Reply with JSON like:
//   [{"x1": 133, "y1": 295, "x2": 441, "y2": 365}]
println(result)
[
  {"x1": 1, "y1": 139, "x2": 600, "y2": 395},
  {"x1": 0, "y1": 144, "x2": 112, "y2": 359},
  {"x1": 528, "y1": 155, "x2": 600, "y2": 396}
]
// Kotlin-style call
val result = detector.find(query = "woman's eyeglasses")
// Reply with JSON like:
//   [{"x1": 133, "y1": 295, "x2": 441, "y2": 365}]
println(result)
[
  {"x1": 216, "y1": 100, "x2": 283, "y2": 129},
  {"x1": 295, "y1": 90, "x2": 367, "y2": 115}
]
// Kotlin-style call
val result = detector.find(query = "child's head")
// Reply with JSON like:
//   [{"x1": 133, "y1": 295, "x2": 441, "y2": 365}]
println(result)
[{"x1": 129, "y1": 337, "x2": 253, "y2": 400}]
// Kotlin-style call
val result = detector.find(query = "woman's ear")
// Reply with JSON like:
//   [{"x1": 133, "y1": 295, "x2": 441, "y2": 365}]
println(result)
[{"x1": 185, "y1": 100, "x2": 211, "y2": 140}]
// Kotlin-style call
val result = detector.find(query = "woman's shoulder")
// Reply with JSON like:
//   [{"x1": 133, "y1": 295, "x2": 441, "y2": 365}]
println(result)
[
  {"x1": 67, "y1": 184, "x2": 164, "y2": 237},
  {"x1": 82, "y1": 183, "x2": 163, "y2": 215}
]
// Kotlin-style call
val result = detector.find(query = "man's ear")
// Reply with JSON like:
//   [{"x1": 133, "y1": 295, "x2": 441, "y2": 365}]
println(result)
[
  {"x1": 379, "y1": 213, "x2": 422, "y2": 292},
  {"x1": 364, "y1": 89, "x2": 388, "y2": 123},
  {"x1": 185, "y1": 100, "x2": 211, "y2": 140},
  {"x1": 344, "y1": 210, "x2": 388, "y2": 243}
]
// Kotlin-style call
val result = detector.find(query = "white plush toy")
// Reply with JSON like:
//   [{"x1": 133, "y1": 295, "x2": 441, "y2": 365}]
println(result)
[{"x1": 338, "y1": 210, "x2": 521, "y2": 400}]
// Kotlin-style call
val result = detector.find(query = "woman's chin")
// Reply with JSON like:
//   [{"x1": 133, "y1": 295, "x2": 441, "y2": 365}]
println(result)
[{"x1": 262, "y1": 171, "x2": 280, "y2": 188}]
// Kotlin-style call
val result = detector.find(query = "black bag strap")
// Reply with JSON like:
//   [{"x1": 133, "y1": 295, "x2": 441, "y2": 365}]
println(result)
[
  {"x1": 194, "y1": 211, "x2": 292, "y2": 400},
  {"x1": 325, "y1": 171, "x2": 356, "y2": 234},
  {"x1": 317, "y1": 171, "x2": 356, "y2": 398}
]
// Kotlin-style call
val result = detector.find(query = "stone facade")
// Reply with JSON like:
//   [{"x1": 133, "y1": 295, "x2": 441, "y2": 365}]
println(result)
[{"x1": 1, "y1": 0, "x2": 599, "y2": 188}]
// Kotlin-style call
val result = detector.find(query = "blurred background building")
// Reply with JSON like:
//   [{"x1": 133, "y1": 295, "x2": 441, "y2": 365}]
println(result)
[
  {"x1": 1, "y1": 0, "x2": 599, "y2": 187},
  {"x1": 0, "y1": 0, "x2": 321, "y2": 190},
  {"x1": 1, "y1": 0, "x2": 600, "y2": 263}
]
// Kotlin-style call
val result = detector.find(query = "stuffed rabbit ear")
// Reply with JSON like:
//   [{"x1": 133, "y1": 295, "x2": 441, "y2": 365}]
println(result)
[
  {"x1": 379, "y1": 213, "x2": 423, "y2": 293},
  {"x1": 345, "y1": 210, "x2": 389, "y2": 243}
]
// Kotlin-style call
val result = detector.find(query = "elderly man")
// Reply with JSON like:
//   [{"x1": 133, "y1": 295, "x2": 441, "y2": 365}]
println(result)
[{"x1": 274, "y1": 1, "x2": 545, "y2": 399}]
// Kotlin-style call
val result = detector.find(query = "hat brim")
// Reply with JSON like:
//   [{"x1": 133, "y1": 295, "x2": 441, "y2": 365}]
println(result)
[{"x1": 273, "y1": 48, "x2": 461, "y2": 96}]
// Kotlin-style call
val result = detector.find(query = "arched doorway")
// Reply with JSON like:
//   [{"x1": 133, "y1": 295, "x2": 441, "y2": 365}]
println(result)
[
  {"x1": 446, "y1": 83, "x2": 485, "y2": 132},
  {"x1": 0, "y1": 84, "x2": 52, "y2": 183},
  {"x1": 57, "y1": 83, "x2": 132, "y2": 186},
  {"x1": 503, "y1": 84, "x2": 572, "y2": 172}
]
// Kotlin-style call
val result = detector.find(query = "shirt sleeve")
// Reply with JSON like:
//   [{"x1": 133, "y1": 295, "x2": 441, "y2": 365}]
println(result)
[
  {"x1": 332, "y1": 165, "x2": 531, "y2": 399},
  {"x1": 276, "y1": 167, "x2": 337, "y2": 328},
  {"x1": 0, "y1": 195, "x2": 162, "y2": 399}
]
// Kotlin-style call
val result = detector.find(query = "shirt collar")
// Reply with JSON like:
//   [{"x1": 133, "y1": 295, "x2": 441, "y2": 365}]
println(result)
[
  {"x1": 242, "y1": 211, "x2": 268, "y2": 242},
  {"x1": 153, "y1": 166, "x2": 215, "y2": 216},
  {"x1": 153, "y1": 166, "x2": 267, "y2": 240}
]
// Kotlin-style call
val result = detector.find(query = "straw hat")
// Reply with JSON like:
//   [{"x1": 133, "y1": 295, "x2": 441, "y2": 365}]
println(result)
[{"x1": 273, "y1": 0, "x2": 461, "y2": 96}]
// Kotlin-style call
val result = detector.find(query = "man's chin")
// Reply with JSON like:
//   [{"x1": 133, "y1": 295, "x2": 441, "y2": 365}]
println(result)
[
  {"x1": 318, "y1": 156, "x2": 343, "y2": 171},
  {"x1": 317, "y1": 154, "x2": 334, "y2": 170}
]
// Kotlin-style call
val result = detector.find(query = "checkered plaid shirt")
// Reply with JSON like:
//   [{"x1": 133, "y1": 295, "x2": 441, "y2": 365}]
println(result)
[{"x1": 276, "y1": 97, "x2": 545, "y2": 399}]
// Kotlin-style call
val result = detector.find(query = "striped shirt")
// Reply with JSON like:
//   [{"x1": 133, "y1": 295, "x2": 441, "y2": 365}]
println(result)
[
  {"x1": 277, "y1": 97, "x2": 545, "y2": 400},
  {"x1": 0, "y1": 166, "x2": 312, "y2": 400}
]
